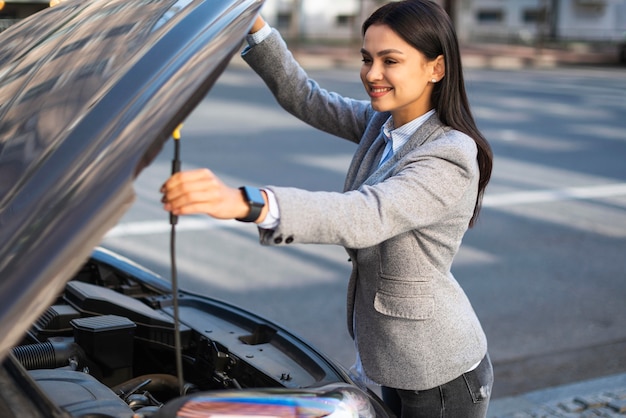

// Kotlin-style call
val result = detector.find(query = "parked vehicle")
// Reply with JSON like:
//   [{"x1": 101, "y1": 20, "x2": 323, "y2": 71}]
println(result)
[{"x1": 0, "y1": 0, "x2": 391, "y2": 416}]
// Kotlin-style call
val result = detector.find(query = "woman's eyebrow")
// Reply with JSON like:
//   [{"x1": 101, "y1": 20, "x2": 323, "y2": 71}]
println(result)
[{"x1": 360, "y1": 48, "x2": 404, "y2": 56}]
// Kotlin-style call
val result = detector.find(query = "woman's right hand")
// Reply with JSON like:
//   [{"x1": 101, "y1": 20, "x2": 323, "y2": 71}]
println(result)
[
  {"x1": 161, "y1": 169, "x2": 253, "y2": 221},
  {"x1": 250, "y1": 15, "x2": 266, "y2": 34}
]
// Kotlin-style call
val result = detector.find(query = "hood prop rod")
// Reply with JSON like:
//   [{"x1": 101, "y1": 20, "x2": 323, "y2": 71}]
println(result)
[{"x1": 170, "y1": 125, "x2": 184, "y2": 396}]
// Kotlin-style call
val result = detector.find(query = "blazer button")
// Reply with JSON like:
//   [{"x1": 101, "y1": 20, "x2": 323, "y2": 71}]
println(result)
[
  {"x1": 274, "y1": 236, "x2": 283, "y2": 244},
  {"x1": 285, "y1": 236, "x2": 294, "y2": 244}
]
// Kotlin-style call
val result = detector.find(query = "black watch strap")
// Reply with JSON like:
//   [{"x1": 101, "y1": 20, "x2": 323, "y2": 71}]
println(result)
[{"x1": 236, "y1": 186, "x2": 265, "y2": 222}]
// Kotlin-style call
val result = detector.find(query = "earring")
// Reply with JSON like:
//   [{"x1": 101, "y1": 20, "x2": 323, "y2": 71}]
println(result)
[{"x1": 431, "y1": 78, "x2": 437, "y2": 83}]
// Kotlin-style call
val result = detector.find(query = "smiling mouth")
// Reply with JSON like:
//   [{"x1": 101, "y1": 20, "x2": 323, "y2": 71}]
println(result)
[{"x1": 368, "y1": 86, "x2": 392, "y2": 97}]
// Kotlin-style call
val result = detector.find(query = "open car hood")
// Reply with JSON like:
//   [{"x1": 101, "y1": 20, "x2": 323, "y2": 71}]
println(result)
[{"x1": 0, "y1": 0, "x2": 263, "y2": 364}]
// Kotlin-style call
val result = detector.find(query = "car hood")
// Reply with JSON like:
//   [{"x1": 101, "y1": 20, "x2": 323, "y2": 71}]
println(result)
[{"x1": 0, "y1": 0, "x2": 263, "y2": 364}]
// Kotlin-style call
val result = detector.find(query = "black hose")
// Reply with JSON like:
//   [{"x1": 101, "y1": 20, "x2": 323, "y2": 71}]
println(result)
[
  {"x1": 112, "y1": 374, "x2": 189, "y2": 398},
  {"x1": 11, "y1": 340, "x2": 83, "y2": 370}
]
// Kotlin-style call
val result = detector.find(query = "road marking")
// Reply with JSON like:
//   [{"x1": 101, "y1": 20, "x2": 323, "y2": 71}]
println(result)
[
  {"x1": 483, "y1": 183, "x2": 626, "y2": 207},
  {"x1": 105, "y1": 183, "x2": 626, "y2": 238},
  {"x1": 105, "y1": 218, "x2": 243, "y2": 238}
]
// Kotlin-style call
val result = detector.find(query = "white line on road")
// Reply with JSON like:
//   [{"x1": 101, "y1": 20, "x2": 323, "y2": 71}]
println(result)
[
  {"x1": 483, "y1": 183, "x2": 626, "y2": 207},
  {"x1": 105, "y1": 218, "x2": 243, "y2": 238},
  {"x1": 105, "y1": 183, "x2": 626, "y2": 238}
]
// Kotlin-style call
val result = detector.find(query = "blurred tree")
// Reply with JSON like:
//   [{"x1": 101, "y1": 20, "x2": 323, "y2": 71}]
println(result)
[
  {"x1": 355, "y1": 0, "x2": 385, "y2": 40},
  {"x1": 289, "y1": 0, "x2": 302, "y2": 42},
  {"x1": 537, "y1": 0, "x2": 557, "y2": 50},
  {"x1": 442, "y1": 0, "x2": 457, "y2": 24}
]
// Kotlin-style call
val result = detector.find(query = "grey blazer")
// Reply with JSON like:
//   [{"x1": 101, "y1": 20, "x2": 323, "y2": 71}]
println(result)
[{"x1": 242, "y1": 30, "x2": 487, "y2": 391}]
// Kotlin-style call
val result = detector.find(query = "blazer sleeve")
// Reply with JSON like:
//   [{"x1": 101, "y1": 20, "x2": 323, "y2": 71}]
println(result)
[
  {"x1": 242, "y1": 29, "x2": 372, "y2": 144},
  {"x1": 258, "y1": 129, "x2": 479, "y2": 250}
]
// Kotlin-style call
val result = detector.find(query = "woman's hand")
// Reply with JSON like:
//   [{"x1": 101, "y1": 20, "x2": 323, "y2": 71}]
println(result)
[
  {"x1": 161, "y1": 169, "x2": 252, "y2": 220},
  {"x1": 250, "y1": 15, "x2": 266, "y2": 34}
]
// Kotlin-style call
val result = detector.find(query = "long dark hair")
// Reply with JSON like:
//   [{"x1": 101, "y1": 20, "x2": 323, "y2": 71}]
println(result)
[{"x1": 363, "y1": 0, "x2": 492, "y2": 227}]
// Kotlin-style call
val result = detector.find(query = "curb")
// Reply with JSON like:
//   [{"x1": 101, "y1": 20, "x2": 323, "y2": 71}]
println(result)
[
  {"x1": 488, "y1": 373, "x2": 626, "y2": 417},
  {"x1": 230, "y1": 42, "x2": 621, "y2": 71}
]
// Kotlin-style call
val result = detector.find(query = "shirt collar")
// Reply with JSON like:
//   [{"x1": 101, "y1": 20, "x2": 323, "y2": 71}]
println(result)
[{"x1": 381, "y1": 109, "x2": 436, "y2": 153}]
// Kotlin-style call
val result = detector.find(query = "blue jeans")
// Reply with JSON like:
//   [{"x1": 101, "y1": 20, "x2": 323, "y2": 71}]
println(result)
[{"x1": 381, "y1": 354, "x2": 493, "y2": 418}]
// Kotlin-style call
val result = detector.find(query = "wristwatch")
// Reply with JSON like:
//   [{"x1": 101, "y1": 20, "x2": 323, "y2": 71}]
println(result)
[{"x1": 236, "y1": 186, "x2": 265, "y2": 222}]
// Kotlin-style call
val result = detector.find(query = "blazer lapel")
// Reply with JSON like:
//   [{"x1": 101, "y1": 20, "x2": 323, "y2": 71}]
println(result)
[
  {"x1": 343, "y1": 113, "x2": 389, "y2": 192},
  {"x1": 362, "y1": 114, "x2": 445, "y2": 186},
  {"x1": 344, "y1": 113, "x2": 446, "y2": 190}
]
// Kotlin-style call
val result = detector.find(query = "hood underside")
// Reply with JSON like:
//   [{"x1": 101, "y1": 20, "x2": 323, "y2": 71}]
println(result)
[{"x1": 0, "y1": 0, "x2": 263, "y2": 364}]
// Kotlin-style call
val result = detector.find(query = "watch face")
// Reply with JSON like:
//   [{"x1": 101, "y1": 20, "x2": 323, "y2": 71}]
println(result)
[{"x1": 244, "y1": 186, "x2": 265, "y2": 207}]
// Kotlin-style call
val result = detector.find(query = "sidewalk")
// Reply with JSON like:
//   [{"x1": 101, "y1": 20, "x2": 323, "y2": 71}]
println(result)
[
  {"x1": 460, "y1": 42, "x2": 621, "y2": 69},
  {"x1": 283, "y1": 40, "x2": 622, "y2": 70},
  {"x1": 488, "y1": 372, "x2": 626, "y2": 417}
]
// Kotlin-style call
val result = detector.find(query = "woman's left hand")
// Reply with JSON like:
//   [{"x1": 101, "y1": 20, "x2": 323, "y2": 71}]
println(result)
[{"x1": 161, "y1": 168, "x2": 249, "y2": 220}]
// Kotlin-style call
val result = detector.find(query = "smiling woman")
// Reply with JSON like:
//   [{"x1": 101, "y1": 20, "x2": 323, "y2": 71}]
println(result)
[{"x1": 359, "y1": 24, "x2": 444, "y2": 126}]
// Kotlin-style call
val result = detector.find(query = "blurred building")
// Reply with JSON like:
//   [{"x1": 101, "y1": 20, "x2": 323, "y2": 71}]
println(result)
[
  {"x1": 259, "y1": 0, "x2": 626, "y2": 45},
  {"x1": 0, "y1": 0, "x2": 48, "y2": 32},
  {"x1": 2, "y1": 0, "x2": 625, "y2": 47},
  {"x1": 458, "y1": 0, "x2": 626, "y2": 44}
]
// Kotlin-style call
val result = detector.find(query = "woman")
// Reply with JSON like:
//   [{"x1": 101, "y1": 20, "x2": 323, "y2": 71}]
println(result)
[{"x1": 162, "y1": 1, "x2": 494, "y2": 416}]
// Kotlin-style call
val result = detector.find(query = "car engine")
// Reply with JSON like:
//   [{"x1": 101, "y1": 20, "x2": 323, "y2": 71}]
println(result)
[{"x1": 8, "y1": 250, "x2": 381, "y2": 417}]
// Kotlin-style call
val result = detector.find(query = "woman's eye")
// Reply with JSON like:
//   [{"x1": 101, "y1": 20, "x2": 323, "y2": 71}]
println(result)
[
  {"x1": 385, "y1": 59, "x2": 397, "y2": 65},
  {"x1": 361, "y1": 57, "x2": 372, "y2": 64}
]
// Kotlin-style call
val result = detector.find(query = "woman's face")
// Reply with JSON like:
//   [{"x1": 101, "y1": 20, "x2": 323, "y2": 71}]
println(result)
[{"x1": 360, "y1": 23, "x2": 442, "y2": 127}]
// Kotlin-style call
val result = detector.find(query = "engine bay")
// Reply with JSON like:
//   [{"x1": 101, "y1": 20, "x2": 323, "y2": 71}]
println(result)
[{"x1": 9, "y1": 249, "x2": 351, "y2": 417}]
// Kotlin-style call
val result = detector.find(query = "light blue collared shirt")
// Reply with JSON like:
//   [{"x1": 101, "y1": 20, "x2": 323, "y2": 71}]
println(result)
[{"x1": 378, "y1": 109, "x2": 436, "y2": 167}]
